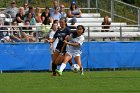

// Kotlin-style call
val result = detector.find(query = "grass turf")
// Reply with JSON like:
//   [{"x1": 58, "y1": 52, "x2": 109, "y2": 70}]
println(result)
[{"x1": 0, "y1": 71, "x2": 140, "y2": 93}]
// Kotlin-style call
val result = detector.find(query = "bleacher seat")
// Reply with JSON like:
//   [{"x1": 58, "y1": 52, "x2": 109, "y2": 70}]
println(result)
[
  {"x1": 5, "y1": 18, "x2": 12, "y2": 23},
  {"x1": 67, "y1": 22, "x2": 126, "y2": 26},
  {"x1": 81, "y1": 13, "x2": 100, "y2": 18},
  {"x1": 0, "y1": 14, "x2": 6, "y2": 18},
  {"x1": 67, "y1": 18, "x2": 112, "y2": 23},
  {"x1": 68, "y1": 22, "x2": 127, "y2": 32},
  {"x1": 84, "y1": 31, "x2": 140, "y2": 38},
  {"x1": 0, "y1": 13, "x2": 6, "y2": 22}
]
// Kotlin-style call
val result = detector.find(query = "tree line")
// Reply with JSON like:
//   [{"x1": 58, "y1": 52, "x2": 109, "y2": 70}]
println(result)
[{"x1": 122, "y1": 0, "x2": 140, "y2": 7}]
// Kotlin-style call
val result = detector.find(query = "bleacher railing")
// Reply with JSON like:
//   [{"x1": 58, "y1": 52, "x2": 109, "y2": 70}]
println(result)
[
  {"x1": 0, "y1": 24, "x2": 140, "y2": 43},
  {"x1": 96, "y1": 0, "x2": 140, "y2": 25},
  {"x1": 0, "y1": 0, "x2": 139, "y2": 24}
]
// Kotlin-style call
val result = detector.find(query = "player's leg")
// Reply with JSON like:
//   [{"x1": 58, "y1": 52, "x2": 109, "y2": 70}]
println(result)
[
  {"x1": 56, "y1": 52, "x2": 72, "y2": 76},
  {"x1": 51, "y1": 50, "x2": 60, "y2": 76},
  {"x1": 55, "y1": 53, "x2": 64, "y2": 65},
  {"x1": 49, "y1": 48, "x2": 54, "y2": 71},
  {"x1": 49, "y1": 55, "x2": 53, "y2": 71},
  {"x1": 68, "y1": 58, "x2": 73, "y2": 66},
  {"x1": 74, "y1": 55, "x2": 84, "y2": 75}
]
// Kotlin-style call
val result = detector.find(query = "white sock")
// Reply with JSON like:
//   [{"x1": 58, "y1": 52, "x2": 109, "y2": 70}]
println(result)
[{"x1": 60, "y1": 63, "x2": 66, "y2": 72}]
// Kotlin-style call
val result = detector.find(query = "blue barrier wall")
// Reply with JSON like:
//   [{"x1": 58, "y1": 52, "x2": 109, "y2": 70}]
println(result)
[{"x1": 0, "y1": 42, "x2": 140, "y2": 70}]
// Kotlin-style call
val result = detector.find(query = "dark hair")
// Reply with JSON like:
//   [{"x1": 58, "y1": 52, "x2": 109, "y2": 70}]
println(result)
[
  {"x1": 70, "y1": 3, "x2": 77, "y2": 11},
  {"x1": 45, "y1": 6, "x2": 50, "y2": 10},
  {"x1": 77, "y1": 25, "x2": 85, "y2": 33},
  {"x1": 25, "y1": 20, "x2": 30, "y2": 23},
  {"x1": 4, "y1": 21, "x2": 10, "y2": 25},
  {"x1": 45, "y1": 6, "x2": 50, "y2": 17},
  {"x1": 72, "y1": 31, "x2": 77, "y2": 38},
  {"x1": 50, "y1": 23, "x2": 58, "y2": 29},
  {"x1": 72, "y1": 25, "x2": 85, "y2": 38},
  {"x1": 26, "y1": 12, "x2": 33, "y2": 18},
  {"x1": 60, "y1": 17, "x2": 67, "y2": 26},
  {"x1": 29, "y1": 6, "x2": 34, "y2": 10},
  {"x1": 53, "y1": 20, "x2": 58, "y2": 24}
]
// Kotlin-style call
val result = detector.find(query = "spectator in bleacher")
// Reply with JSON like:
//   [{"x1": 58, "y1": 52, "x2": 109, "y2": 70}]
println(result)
[
  {"x1": 16, "y1": 7, "x2": 25, "y2": 23},
  {"x1": 68, "y1": 18, "x2": 77, "y2": 29},
  {"x1": 101, "y1": 16, "x2": 111, "y2": 32},
  {"x1": 0, "y1": 20, "x2": 4, "y2": 41},
  {"x1": 51, "y1": 7, "x2": 62, "y2": 22},
  {"x1": 0, "y1": 22, "x2": 11, "y2": 43},
  {"x1": 25, "y1": 6, "x2": 35, "y2": 18},
  {"x1": 24, "y1": 12, "x2": 36, "y2": 25},
  {"x1": 50, "y1": 0, "x2": 60, "y2": 16},
  {"x1": 3, "y1": 0, "x2": 18, "y2": 19},
  {"x1": 21, "y1": 20, "x2": 36, "y2": 42},
  {"x1": 101, "y1": 16, "x2": 111, "y2": 41},
  {"x1": 59, "y1": 4, "x2": 67, "y2": 17},
  {"x1": 41, "y1": 6, "x2": 52, "y2": 25},
  {"x1": 23, "y1": 3, "x2": 29, "y2": 14},
  {"x1": 67, "y1": 1, "x2": 82, "y2": 18},
  {"x1": 35, "y1": 7, "x2": 42, "y2": 23},
  {"x1": 0, "y1": 13, "x2": 6, "y2": 24},
  {"x1": 10, "y1": 20, "x2": 21, "y2": 42}
]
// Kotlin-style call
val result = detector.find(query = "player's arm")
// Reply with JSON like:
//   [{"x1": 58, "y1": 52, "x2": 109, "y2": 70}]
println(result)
[
  {"x1": 64, "y1": 40, "x2": 80, "y2": 47},
  {"x1": 64, "y1": 36, "x2": 84, "y2": 47},
  {"x1": 45, "y1": 38, "x2": 55, "y2": 43},
  {"x1": 60, "y1": 34, "x2": 70, "y2": 53}
]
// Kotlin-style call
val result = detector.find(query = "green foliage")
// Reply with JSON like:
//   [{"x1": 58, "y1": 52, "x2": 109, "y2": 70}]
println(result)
[{"x1": 122, "y1": 0, "x2": 140, "y2": 7}]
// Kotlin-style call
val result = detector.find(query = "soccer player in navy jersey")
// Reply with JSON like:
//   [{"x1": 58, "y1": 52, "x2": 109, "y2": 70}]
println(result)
[{"x1": 46, "y1": 17, "x2": 72, "y2": 76}]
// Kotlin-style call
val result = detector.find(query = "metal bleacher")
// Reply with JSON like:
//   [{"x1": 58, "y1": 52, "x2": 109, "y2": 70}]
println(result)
[
  {"x1": 1, "y1": 12, "x2": 139, "y2": 42},
  {"x1": 0, "y1": 0, "x2": 140, "y2": 42},
  {"x1": 67, "y1": 17, "x2": 112, "y2": 23},
  {"x1": 67, "y1": 13, "x2": 139, "y2": 41}
]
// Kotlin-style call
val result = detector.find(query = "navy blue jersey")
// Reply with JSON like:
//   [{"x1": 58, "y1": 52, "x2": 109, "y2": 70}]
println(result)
[{"x1": 53, "y1": 27, "x2": 70, "y2": 52}]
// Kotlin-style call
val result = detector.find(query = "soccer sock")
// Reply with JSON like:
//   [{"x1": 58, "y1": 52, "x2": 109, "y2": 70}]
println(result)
[
  {"x1": 60, "y1": 63, "x2": 66, "y2": 72},
  {"x1": 52, "y1": 63, "x2": 57, "y2": 74}
]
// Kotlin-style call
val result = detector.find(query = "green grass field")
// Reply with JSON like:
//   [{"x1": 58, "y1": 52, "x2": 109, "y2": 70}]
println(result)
[{"x1": 0, "y1": 70, "x2": 140, "y2": 93}]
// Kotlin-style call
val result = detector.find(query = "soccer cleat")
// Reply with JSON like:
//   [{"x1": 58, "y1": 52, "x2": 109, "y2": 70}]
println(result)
[
  {"x1": 80, "y1": 72, "x2": 84, "y2": 76},
  {"x1": 55, "y1": 69, "x2": 62, "y2": 76}
]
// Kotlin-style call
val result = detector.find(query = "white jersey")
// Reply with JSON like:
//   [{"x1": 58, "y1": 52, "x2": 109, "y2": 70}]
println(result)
[
  {"x1": 49, "y1": 30, "x2": 59, "y2": 52},
  {"x1": 67, "y1": 34, "x2": 84, "y2": 54}
]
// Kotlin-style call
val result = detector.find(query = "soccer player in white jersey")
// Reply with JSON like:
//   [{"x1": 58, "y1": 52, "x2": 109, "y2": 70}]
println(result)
[{"x1": 56, "y1": 25, "x2": 85, "y2": 76}]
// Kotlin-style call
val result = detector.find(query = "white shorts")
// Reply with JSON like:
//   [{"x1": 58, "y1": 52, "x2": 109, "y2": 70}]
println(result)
[{"x1": 67, "y1": 52, "x2": 81, "y2": 58}]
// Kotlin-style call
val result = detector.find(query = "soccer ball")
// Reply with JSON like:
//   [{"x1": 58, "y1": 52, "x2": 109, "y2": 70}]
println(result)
[{"x1": 71, "y1": 64, "x2": 80, "y2": 72}]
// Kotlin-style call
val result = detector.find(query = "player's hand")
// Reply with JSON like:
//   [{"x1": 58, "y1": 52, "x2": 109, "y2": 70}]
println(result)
[
  {"x1": 44, "y1": 39, "x2": 49, "y2": 43},
  {"x1": 63, "y1": 40, "x2": 68, "y2": 44}
]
